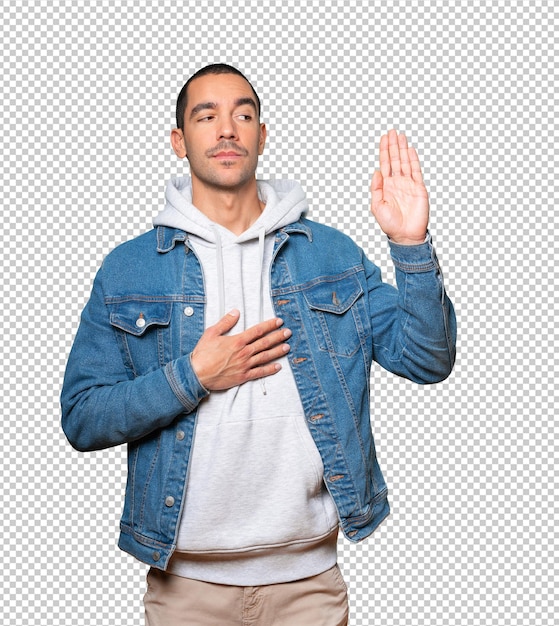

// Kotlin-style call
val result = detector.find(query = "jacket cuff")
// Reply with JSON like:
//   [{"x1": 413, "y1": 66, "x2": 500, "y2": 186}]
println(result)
[
  {"x1": 388, "y1": 231, "x2": 439, "y2": 273},
  {"x1": 164, "y1": 354, "x2": 210, "y2": 412}
]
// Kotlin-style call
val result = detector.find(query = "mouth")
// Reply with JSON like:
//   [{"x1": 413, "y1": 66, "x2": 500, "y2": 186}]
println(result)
[{"x1": 213, "y1": 151, "x2": 242, "y2": 159}]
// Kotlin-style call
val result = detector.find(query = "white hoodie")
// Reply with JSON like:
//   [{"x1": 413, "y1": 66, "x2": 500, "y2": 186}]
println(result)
[{"x1": 153, "y1": 176, "x2": 339, "y2": 585}]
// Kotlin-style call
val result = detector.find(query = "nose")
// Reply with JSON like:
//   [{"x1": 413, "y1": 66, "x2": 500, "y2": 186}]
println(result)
[{"x1": 217, "y1": 116, "x2": 238, "y2": 140}]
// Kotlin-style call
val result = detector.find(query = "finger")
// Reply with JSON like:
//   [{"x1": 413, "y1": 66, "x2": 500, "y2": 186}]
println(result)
[
  {"x1": 379, "y1": 134, "x2": 390, "y2": 178},
  {"x1": 398, "y1": 133, "x2": 411, "y2": 177},
  {"x1": 370, "y1": 170, "x2": 384, "y2": 211},
  {"x1": 248, "y1": 341, "x2": 291, "y2": 367},
  {"x1": 388, "y1": 129, "x2": 401, "y2": 176},
  {"x1": 409, "y1": 146, "x2": 424, "y2": 182},
  {"x1": 246, "y1": 326, "x2": 292, "y2": 356},
  {"x1": 245, "y1": 361, "x2": 283, "y2": 381},
  {"x1": 242, "y1": 317, "x2": 285, "y2": 344},
  {"x1": 210, "y1": 308, "x2": 240, "y2": 336}
]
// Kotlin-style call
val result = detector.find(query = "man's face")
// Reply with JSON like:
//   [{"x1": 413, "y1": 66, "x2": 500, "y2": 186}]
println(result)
[{"x1": 174, "y1": 73, "x2": 266, "y2": 192}]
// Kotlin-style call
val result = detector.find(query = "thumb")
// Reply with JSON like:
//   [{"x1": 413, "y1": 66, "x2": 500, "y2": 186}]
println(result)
[
  {"x1": 211, "y1": 308, "x2": 240, "y2": 336},
  {"x1": 370, "y1": 170, "x2": 384, "y2": 211}
]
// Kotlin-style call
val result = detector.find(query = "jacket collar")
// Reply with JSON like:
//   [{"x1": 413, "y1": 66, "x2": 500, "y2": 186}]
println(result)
[
  {"x1": 280, "y1": 219, "x2": 313, "y2": 241},
  {"x1": 156, "y1": 226, "x2": 188, "y2": 253},
  {"x1": 155, "y1": 219, "x2": 312, "y2": 254}
]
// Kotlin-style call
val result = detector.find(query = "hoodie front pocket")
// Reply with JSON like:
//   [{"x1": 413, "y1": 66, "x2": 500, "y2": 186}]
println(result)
[
  {"x1": 107, "y1": 298, "x2": 173, "y2": 375},
  {"x1": 303, "y1": 274, "x2": 371, "y2": 357}
]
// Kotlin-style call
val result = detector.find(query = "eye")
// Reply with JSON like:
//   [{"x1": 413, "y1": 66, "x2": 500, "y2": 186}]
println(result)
[
  {"x1": 237, "y1": 114, "x2": 252, "y2": 121},
  {"x1": 198, "y1": 115, "x2": 215, "y2": 122}
]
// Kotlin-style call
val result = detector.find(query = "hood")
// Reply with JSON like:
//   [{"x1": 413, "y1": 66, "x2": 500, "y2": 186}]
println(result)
[{"x1": 153, "y1": 176, "x2": 308, "y2": 242}]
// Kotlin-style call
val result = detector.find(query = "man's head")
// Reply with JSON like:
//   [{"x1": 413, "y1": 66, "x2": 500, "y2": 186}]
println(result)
[
  {"x1": 171, "y1": 64, "x2": 266, "y2": 194},
  {"x1": 175, "y1": 64, "x2": 261, "y2": 132}
]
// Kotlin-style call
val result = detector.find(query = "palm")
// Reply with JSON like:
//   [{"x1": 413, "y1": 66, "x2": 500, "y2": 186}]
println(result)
[{"x1": 370, "y1": 130, "x2": 429, "y2": 245}]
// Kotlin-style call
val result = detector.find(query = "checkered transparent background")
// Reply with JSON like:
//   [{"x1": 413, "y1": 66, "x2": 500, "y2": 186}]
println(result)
[{"x1": 1, "y1": 0, "x2": 556, "y2": 624}]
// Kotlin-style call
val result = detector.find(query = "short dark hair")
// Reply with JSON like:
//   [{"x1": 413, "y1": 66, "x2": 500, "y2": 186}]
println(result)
[{"x1": 175, "y1": 63, "x2": 261, "y2": 130}]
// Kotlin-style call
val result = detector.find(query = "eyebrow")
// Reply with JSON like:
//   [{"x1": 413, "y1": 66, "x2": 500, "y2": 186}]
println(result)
[{"x1": 189, "y1": 97, "x2": 257, "y2": 119}]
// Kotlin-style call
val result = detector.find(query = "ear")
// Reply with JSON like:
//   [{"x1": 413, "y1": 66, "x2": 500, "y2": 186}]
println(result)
[
  {"x1": 170, "y1": 128, "x2": 187, "y2": 159},
  {"x1": 258, "y1": 123, "x2": 267, "y2": 155}
]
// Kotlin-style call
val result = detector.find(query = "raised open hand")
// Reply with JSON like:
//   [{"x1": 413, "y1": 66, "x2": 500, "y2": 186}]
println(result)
[{"x1": 370, "y1": 129, "x2": 429, "y2": 245}]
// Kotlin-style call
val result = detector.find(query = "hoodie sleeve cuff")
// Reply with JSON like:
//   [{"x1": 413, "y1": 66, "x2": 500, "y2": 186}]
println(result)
[{"x1": 164, "y1": 354, "x2": 210, "y2": 412}]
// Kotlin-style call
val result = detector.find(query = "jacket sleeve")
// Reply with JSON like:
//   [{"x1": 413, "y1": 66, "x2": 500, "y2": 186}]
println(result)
[
  {"x1": 365, "y1": 233, "x2": 456, "y2": 383},
  {"x1": 60, "y1": 265, "x2": 209, "y2": 452}
]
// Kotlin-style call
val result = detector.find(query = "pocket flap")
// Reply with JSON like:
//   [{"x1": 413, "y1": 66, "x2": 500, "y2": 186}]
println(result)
[
  {"x1": 109, "y1": 300, "x2": 173, "y2": 336},
  {"x1": 303, "y1": 275, "x2": 363, "y2": 314}
]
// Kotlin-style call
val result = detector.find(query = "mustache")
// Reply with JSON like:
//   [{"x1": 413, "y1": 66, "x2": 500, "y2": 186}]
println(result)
[{"x1": 206, "y1": 142, "x2": 248, "y2": 157}]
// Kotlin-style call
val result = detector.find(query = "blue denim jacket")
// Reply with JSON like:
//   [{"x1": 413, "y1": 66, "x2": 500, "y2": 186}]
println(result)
[{"x1": 61, "y1": 219, "x2": 456, "y2": 569}]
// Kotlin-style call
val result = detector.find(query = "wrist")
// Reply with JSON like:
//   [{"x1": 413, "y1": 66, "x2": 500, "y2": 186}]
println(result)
[
  {"x1": 189, "y1": 351, "x2": 212, "y2": 393},
  {"x1": 388, "y1": 233, "x2": 428, "y2": 246}
]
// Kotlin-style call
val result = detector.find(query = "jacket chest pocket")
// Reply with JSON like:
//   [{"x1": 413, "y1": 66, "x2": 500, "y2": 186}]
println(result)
[
  {"x1": 303, "y1": 274, "x2": 371, "y2": 357},
  {"x1": 108, "y1": 299, "x2": 173, "y2": 375}
]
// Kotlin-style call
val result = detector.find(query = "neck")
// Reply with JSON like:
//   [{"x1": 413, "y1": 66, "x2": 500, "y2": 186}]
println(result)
[{"x1": 191, "y1": 178, "x2": 263, "y2": 235}]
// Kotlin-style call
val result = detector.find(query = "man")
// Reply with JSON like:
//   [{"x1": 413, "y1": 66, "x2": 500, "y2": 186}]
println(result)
[{"x1": 61, "y1": 64, "x2": 456, "y2": 625}]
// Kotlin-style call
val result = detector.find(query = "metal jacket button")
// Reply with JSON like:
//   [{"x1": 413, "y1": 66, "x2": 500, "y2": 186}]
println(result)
[
  {"x1": 135, "y1": 313, "x2": 146, "y2": 328},
  {"x1": 184, "y1": 306, "x2": 194, "y2": 317},
  {"x1": 165, "y1": 496, "x2": 175, "y2": 507}
]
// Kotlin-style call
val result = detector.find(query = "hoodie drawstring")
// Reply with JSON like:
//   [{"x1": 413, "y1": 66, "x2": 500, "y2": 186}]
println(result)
[
  {"x1": 258, "y1": 228, "x2": 265, "y2": 327},
  {"x1": 212, "y1": 225, "x2": 268, "y2": 395},
  {"x1": 212, "y1": 226, "x2": 226, "y2": 320},
  {"x1": 258, "y1": 228, "x2": 267, "y2": 395}
]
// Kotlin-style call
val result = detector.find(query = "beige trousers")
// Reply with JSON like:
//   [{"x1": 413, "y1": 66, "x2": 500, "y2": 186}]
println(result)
[{"x1": 144, "y1": 564, "x2": 349, "y2": 626}]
